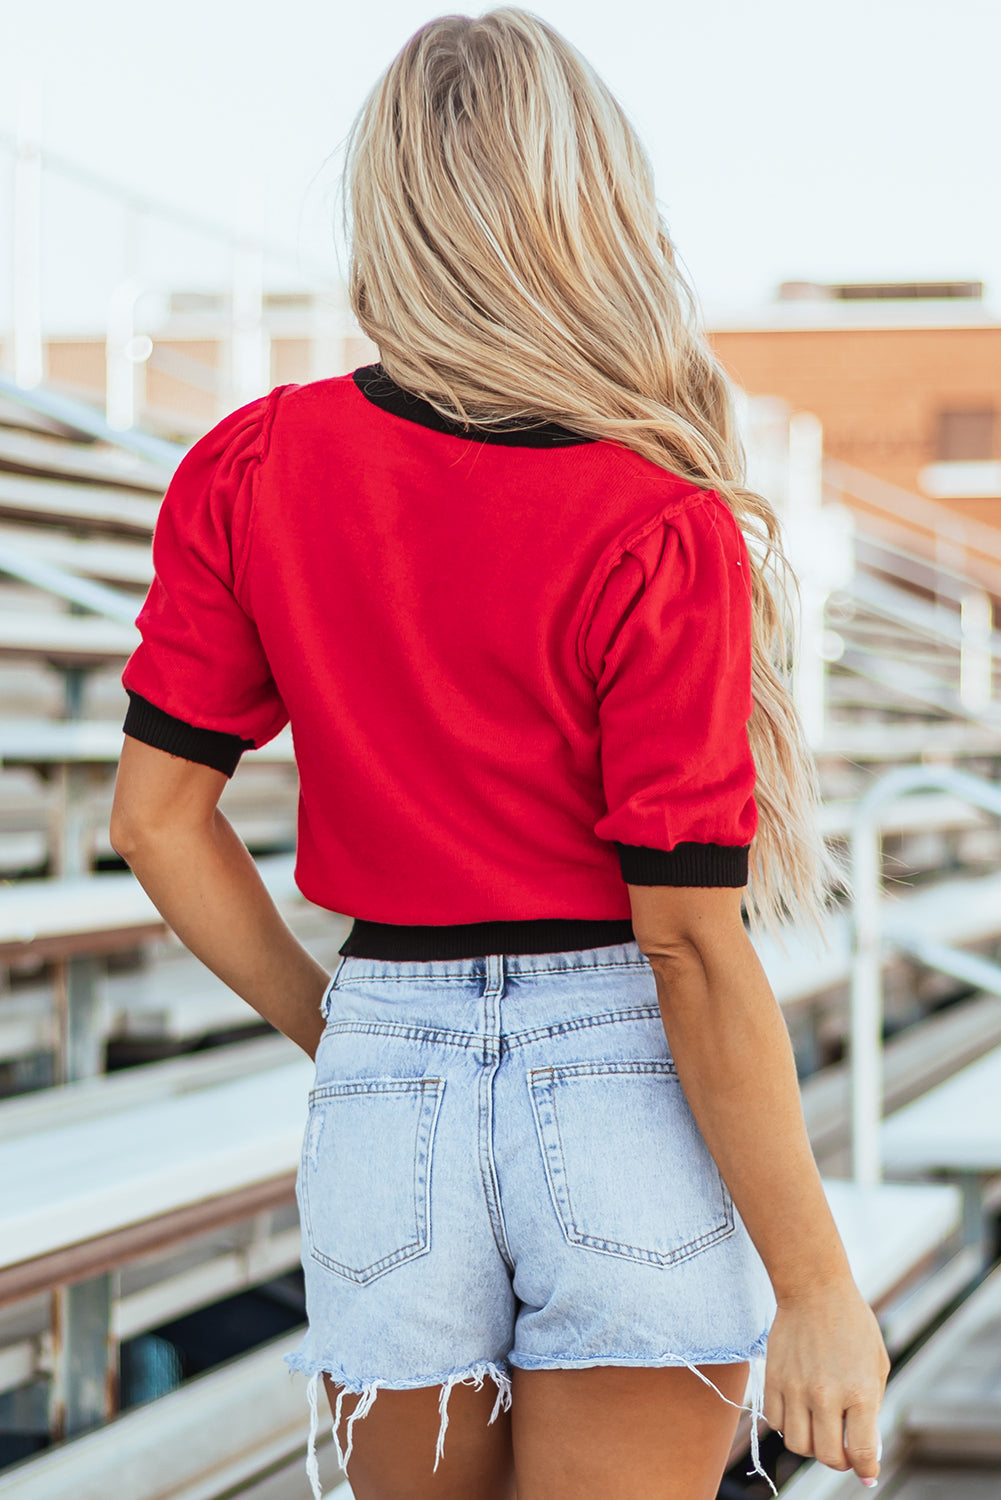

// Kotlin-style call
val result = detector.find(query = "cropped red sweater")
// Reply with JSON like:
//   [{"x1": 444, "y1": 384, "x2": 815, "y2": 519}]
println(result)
[{"x1": 121, "y1": 366, "x2": 758, "y2": 959}]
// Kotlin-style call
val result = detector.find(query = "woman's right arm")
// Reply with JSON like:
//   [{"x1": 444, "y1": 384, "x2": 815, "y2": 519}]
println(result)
[{"x1": 627, "y1": 881, "x2": 890, "y2": 1488}]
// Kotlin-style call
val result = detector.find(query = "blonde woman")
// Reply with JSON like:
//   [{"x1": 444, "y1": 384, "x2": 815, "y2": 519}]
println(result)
[{"x1": 111, "y1": 9, "x2": 889, "y2": 1498}]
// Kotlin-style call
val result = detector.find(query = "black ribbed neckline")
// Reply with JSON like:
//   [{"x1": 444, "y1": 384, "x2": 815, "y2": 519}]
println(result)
[{"x1": 352, "y1": 364, "x2": 595, "y2": 448}]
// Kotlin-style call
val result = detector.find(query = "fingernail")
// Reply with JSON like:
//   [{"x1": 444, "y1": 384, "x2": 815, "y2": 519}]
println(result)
[{"x1": 861, "y1": 1481, "x2": 878, "y2": 1489}]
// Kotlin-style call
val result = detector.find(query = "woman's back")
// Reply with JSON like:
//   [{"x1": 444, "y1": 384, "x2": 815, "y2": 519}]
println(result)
[{"x1": 122, "y1": 363, "x2": 757, "y2": 927}]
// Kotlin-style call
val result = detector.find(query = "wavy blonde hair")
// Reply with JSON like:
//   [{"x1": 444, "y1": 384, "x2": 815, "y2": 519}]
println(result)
[{"x1": 342, "y1": 7, "x2": 847, "y2": 939}]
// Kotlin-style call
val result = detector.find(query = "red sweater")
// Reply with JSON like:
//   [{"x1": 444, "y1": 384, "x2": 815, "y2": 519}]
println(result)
[{"x1": 121, "y1": 366, "x2": 758, "y2": 958}]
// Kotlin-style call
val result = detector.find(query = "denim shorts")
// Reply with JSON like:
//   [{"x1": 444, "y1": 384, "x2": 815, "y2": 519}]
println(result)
[{"x1": 282, "y1": 941, "x2": 777, "y2": 1498}]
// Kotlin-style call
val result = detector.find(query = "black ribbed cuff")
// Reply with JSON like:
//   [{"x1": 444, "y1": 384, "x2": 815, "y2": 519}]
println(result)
[
  {"x1": 615, "y1": 840, "x2": 750, "y2": 887},
  {"x1": 122, "y1": 690, "x2": 254, "y2": 777}
]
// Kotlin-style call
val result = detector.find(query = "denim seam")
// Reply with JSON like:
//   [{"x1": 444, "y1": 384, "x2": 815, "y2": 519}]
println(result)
[
  {"x1": 563, "y1": 1218, "x2": 736, "y2": 1266},
  {"x1": 332, "y1": 959, "x2": 649, "y2": 986},
  {"x1": 309, "y1": 1235, "x2": 429, "y2": 1282},
  {"x1": 284, "y1": 1354, "x2": 515, "y2": 1387},
  {"x1": 507, "y1": 1343, "x2": 768, "y2": 1369},
  {"x1": 504, "y1": 1006, "x2": 662, "y2": 1051},
  {"x1": 332, "y1": 975, "x2": 480, "y2": 987},
  {"x1": 534, "y1": 1058, "x2": 679, "y2": 1081},
  {"x1": 319, "y1": 1020, "x2": 482, "y2": 1051},
  {"x1": 529, "y1": 1071, "x2": 575, "y2": 1250},
  {"x1": 478, "y1": 985, "x2": 515, "y2": 1271},
  {"x1": 317, "y1": 1010, "x2": 664, "y2": 1055},
  {"x1": 550, "y1": 1070, "x2": 576, "y2": 1238},
  {"x1": 511, "y1": 958, "x2": 650, "y2": 978},
  {"x1": 308, "y1": 1075, "x2": 443, "y2": 1103}
]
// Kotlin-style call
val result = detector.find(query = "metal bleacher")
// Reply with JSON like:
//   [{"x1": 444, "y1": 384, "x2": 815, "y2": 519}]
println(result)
[
  {"x1": 1, "y1": 381, "x2": 1001, "y2": 1500},
  {"x1": 0, "y1": 376, "x2": 348, "y2": 1496},
  {"x1": 754, "y1": 420, "x2": 1001, "y2": 1495}
]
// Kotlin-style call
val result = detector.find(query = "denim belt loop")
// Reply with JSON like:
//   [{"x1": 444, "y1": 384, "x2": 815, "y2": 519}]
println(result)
[{"x1": 484, "y1": 953, "x2": 506, "y2": 998}]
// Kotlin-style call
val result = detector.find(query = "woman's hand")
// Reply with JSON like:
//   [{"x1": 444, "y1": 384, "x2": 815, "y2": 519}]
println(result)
[
  {"x1": 763, "y1": 1277, "x2": 890, "y2": 1487},
  {"x1": 629, "y1": 898, "x2": 892, "y2": 1487}
]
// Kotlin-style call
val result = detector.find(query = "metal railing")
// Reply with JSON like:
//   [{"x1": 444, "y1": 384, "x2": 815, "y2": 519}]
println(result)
[
  {"x1": 825, "y1": 456, "x2": 1001, "y2": 579},
  {"x1": 1, "y1": 110, "x2": 350, "y2": 429},
  {"x1": 778, "y1": 463, "x2": 1001, "y2": 741},
  {"x1": 832, "y1": 533, "x2": 1001, "y2": 723},
  {"x1": 849, "y1": 763, "x2": 1001, "y2": 1187}
]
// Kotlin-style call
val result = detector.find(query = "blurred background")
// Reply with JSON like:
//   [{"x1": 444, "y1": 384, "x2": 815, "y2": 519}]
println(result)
[{"x1": 1, "y1": 3, "x2": 1000, "y2": 1498}]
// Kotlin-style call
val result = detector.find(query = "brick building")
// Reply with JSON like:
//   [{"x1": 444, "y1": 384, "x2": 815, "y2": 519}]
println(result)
[
  {"x1": 13, "y1": 280, "x2": 1001, "y2": 535},
  {"x1": 706, "y1": 281, "x2": 1001, "y2": 528}
]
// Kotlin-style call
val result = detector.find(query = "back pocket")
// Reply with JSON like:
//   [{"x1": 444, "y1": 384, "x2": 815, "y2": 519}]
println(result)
[
  {"x1": 302, "y1": 1076, "x2": 445, "y2": 1284},
  {"x1": 529, "y1": 1060, "x2": 733, "y2": 1267}
]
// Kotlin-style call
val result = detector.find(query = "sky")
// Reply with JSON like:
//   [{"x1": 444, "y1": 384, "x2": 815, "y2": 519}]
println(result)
[{"x1": 3, "y1": 0, "x2": 1000, "y2": 331}]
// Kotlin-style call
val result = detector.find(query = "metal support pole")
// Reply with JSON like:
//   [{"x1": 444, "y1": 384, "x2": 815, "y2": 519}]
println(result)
[
  {"x1": 13, "y1": 84, "x2": 44, "y2": 389},
  {"x1": 55, "y1": 956, "x2": 104, "y2": 1083},
  {"x1": 231, "y1": 240, "x2": 268, "y2": 405},
  {"x1": 42, "y1": 643, "x2": 117, "y2": 1436},
  {"x1": 48, "y1": 750, "x2": 103, "y2": 885},
  {"x1": 309, "y1": 286, "x2": 351, "y2": 383},
  {"x1": 106, "y1": 277, "x2": 146, "y2": 431},
  {"x1": 787, "y1": 413, "x2": 827, "y2": 744},
  {"x1": 47, "y1": 1274, "x2": 117, "y2": 1440},
  {"x1": 850, "y1": 806, "x2": 883, "y2": 1187},
  {"x1": 734, "y1": 390, "x2": 793, "y2": 521},
  {"x1": 51, "y1": 661, "x2": 96, "y2": 879},
  {"x1": 50, "y1": 660, "x2": 106, "y2": 1082},
  {"x1": 957, "y1": 1173, "x2": 990, "y2": 1261},
  {"x1": 960, "y1": 587, "x2": 992, "y2": 712}
]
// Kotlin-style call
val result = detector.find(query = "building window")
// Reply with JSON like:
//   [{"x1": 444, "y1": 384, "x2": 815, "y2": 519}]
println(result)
[{"x1": 937, "y1": 409, "x2": 996, "y2": 462}]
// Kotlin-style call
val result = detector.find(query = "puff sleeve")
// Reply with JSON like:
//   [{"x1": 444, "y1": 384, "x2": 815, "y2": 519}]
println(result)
[
  {"x1": 121, "y1": 389, "x2": 290, "y2": 776},
  {"x1": 582, "y1": 489, "x2": 758, "y2": 885}
]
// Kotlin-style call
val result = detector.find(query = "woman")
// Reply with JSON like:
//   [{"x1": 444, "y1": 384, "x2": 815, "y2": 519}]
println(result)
[{"x1": 111, "y1": 9, "x2": 889, "y2": 1499}]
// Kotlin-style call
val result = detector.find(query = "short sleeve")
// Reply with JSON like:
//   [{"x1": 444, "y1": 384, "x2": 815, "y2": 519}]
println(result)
[
  {"x1": 121, "y1": 390, "x2": 290, "y2": 777},
  {"x1": 581, "y1": 490, "x2": 758, "y2": 886}
]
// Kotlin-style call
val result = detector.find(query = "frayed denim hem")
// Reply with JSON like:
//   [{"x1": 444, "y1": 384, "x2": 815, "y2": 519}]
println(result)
[
  {"x1": 283, "y1": 1353, "x2": 512, "y2": 1500},
  {"x1": 284, "y1": 1330, "x2": 773, "y2": 1500}
]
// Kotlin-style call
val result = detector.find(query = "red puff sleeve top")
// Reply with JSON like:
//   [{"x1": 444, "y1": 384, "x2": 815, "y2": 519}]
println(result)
[{"x1": 121, "y1": 366, "x2": 758, "y2": 959}]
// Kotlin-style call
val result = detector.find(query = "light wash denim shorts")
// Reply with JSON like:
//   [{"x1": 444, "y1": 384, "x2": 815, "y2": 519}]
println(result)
[{"x1": 283, "y1": 940, "x2": 777, "y2": 1498}]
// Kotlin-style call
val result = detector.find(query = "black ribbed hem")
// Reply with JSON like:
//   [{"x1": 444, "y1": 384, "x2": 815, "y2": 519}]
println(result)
[
  {"x1": 615, "y1": 840, "x2": 750, "y2": 887},
  {"x1": 122, "y1": 690, "x2": 254, "y2": 777},
  {"x1": 339, "y1": 916, "x2": 637, "y2": 961},
  {"x1": 353, "y1": 365, "x2": 594, "y2": 448}
]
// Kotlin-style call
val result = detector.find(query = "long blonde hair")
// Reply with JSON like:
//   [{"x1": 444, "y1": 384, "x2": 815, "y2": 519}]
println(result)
[{"x1": 342, "y1": 7, "x2": 846, "y2": 939}]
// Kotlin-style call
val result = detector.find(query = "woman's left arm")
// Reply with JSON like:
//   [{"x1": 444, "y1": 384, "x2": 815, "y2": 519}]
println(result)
[{"x1": 110, "y1": 735, "x2": 331, "y2": 1061}]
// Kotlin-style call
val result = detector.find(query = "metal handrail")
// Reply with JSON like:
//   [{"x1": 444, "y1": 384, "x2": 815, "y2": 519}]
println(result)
[
  {"x1": 850, "y1": 764, "x2": 1001, "y2": 1187},
  {"x1": 3, "y1": 115, "x2": 343, "y2": 422},
  {"x1": 825, "y1": 456, "x2": 1001, "y2": 573},
  {"x1": 0, "y1": 537, "x2": 141, "y2": 623},
  {"x1": 847, "y1": 573, "x2": 991, "y2": 652},
  {"x1": 0, "y1": 1171, "x2": 296, "y2": 1309},
  {"x1": 0, "y1": 371, "x2": 183, "y2": 470},
  {"x1": 0, "y1": 129, "x2": 331, "y2": 281},
  {"x1": 853, "y1": 530, "x2": 1001, "y2": 608}
]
